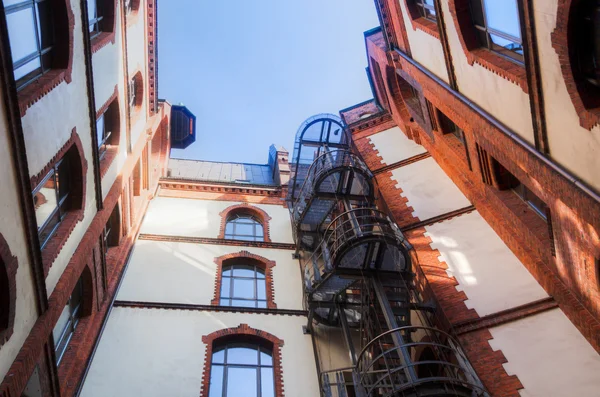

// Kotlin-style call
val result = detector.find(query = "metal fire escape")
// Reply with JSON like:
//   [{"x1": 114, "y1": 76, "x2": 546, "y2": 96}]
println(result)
[{"x1": 288, "y1": 114, "x2": 488, "y2": 397}]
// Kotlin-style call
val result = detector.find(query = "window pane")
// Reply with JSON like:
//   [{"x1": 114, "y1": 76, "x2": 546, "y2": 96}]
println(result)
[
  {"x1": 212, "y1": 349, "x2": 225, "y2": 364},
  {"x1": 256, "y1": 300, "x2": 267, "y2": 309},
  {"x1": 7, "y1": 7, "x2": 38, "y2": 63},
  {"x1": 232, "y1": 299, "x2": 256, "y2": 308},
  {"x1": 261, "y1": 368, "x2": 275, "y2": 397},
  {"x1": 227, "y1": 367, "x2": 258, "y2": 397},
  {"x1": 222, "y1": 267, "x2": 233, "y2": 277},
  {"x1": 56, "y1": 158, "x2": 71, "y2": 203},
  {"x1": 52, "y1": 302, "x2": 71, "y2": 344},
  {"x1": 208, "y1": 365, "x2": 224, "y2": 397},
  {"x1": 232, "y1": 278, "x2": 254, "y2": 299},
  {"x1": 489, "y1": 33, "x2": 523, "y2": 57},
  {"x1": 34, "y1": 172, "x2": 58, "y2": 228},
  {"x1": 87, "y1": 0, "x2": 97, "y2": 23},
  {"x1": 227, "y1": 346, "x2": 258, "y2": 365},
  {"x1": 234, "y1": 222, "x2": 254, "y2": 236},
  {"x1": 220, "y1": 278, "x2": 231, "y2": 298},
  {"x1": 14, "y1": 57, "x2": 41, "y2": 81},
  {"x1": 260, "y1": 350, "x2": 273, "y2": 366},
  {"x1": 96, "y1": 114, "x2": 105, "y2": 146},
  {"x1": 257, "y1": 279, "x2": 266, "y2": 300},
  {"x1": 225, "y1": 222, "x2": 234, "y2": 235},
  {"x1": 220, "y1": 298, "x2": 230, "y2": 306},
  {"x1": 483, "y1": 0, "x2": 521, "y2": 38},
  {"x1": 256, "y1": 269, "x2": 265, "y2": 279},
  {"x1": 255, "y1": 223, "x2": 264, "y2": 238},
  {"x1": 232, "y1": 265, "x2": 255, "y2": 278}
]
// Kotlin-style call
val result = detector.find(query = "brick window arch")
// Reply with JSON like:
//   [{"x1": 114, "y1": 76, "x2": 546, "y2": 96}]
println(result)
[
  {"x1": 447, "y1": 0, "x2": 527, "y2": 92},
  {"x1": 552, "y1": 0, "x2": 600, "y2": 130},
  {"x1": 200, "y1": 324, "x2": 285, "y2": 397},
  {"x1": 128, "y1": 70, "x2": 144, "y2": 115},
  {"x1": 0, "y1": 234, "x2": 18, "y2": 347},
  {"x1": 88, "y1": 0, "x2": 117, "y2": 53},
  {"x1": 31, "y1": 129, "x2": 88, "y2": 273},
  {"x1": 211, "y1": 251, "x2": 276, "y2": 309},
  {"x1": 6, "y1": 0, "x2": 75, "y2": 116},
  {"x1": 402, "y1": 0, "x2": 440, "y2": 38},
  {"x1": 218, "y1": 204, "x2": 272, "y2": 242}
]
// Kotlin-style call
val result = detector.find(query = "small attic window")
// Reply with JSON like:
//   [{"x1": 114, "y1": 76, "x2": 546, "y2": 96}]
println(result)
[{"x1": 359, "y1": 112, "x2": 373, "y2": 119}]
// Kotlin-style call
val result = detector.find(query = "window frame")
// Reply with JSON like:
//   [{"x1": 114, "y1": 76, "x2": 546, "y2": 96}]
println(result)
[
  {"x1": 220, "y1": 264, "x2": 268, "y2": 308},
  {"x1": 53, "y1": 277, "x2": 83, "y2": 365},
  {"x1": 33, "y1": 157, "x2": 71, "y2": 249},
  {"x1": 469, "y1": 0, "x2": 524, "y2": 64},
  {"x1": 86, "y1": 0, "x2": 104, "y2": 40},
  {"x1": 512, "y1": 182, "x2": 548, "y2": 221},
  {"x1": 414, "y1": 0, "x2": 437, "y2": 23},
  {"x1": 209, "y1": 343, "x2": 275, "y2": 397},
  {"x1": 96, "y1": 111, "x2": 112, "y2": 160},
  {"x1": 5, "y1": 0, "x2": 55, "y2": 91}
]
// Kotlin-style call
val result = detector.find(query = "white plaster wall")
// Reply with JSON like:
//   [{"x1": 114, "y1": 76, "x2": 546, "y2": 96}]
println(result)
[
  {"x1": 391, "y1": 157, "x2": 471, "y2": 220},
  {"x1": 0, "y1": 84, "x2": 39, "y2": 382},
  {"x1": 127, "y1": 1, "x2": 149, "y2": 146},
  {"x1": 489, "y1": 308, "x2": 600, "y2": 397},
  {"x1": 440, "y1": 1, "x2": 535, "y2": 145},
  {"x1": 425, "y1": 211, "x2": 548, "y2": 316},
  {"x1": 368, "y1": 126, "x2": 427, "y2": 165},
  {"x1": 396, "y1": 2, "x2": 449, "y2": 83},
  {"x1": 534, "y1": 0, "x2": 600, "y2": 191},
  {"x1": 141, "y1": 197, "x2": 294, "y2": 243},
  {"x1": 117, "y1": 241, "x2": 303, "y2": 310},
  {"x1": 92, "y1": 42, "x2": 120, "y2": 112},
  {"x1": 80, "y1": 308, "x2": 319, "y2": 397}
]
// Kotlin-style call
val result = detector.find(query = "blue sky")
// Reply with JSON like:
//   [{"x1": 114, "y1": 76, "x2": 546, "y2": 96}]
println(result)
[{"x1": 158, "y1": 0, "x2": 379, "y2": 164}]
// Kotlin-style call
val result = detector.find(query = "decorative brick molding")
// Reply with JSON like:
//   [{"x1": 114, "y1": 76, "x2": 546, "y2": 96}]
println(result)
[
  {"x1": 551, "y1": 0, "x2": 600, "y2": 130},
  {"x1": 211, "y1": 251, "x2": 277, "y2": 309},
  {"x1": 401, "y1": 0, "x2": 440, "y2": 39},
  {"x1": 218, "y1": 203, "x2": 272, "y2": 242},
  {"x1": 30, "y1": 129, "x2": 88, "y2": 275},
  {"x1": 0, "y1": 234, "x2": 17, "y2": 347},
  {"x1": 446, "y1": 0, "x2": 527, "y2": 93},
  {"x1": 96, "y1": 85, "x2": 119, "y2": 120},
  {"x1": 17, "y1": 0, "x2": 75, "y2": 116},
  {"x1": 90, "y1": 0, "x2": 117, "y2": 54},
  {"x1": 200, "y1": 324, "x2": 285, "y2": 397},
  {"x1": 146, "y1": 0, "x2": 158, "y2": 114}
]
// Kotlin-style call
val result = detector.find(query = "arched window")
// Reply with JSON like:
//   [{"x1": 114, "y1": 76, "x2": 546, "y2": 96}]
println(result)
[
  {"x1": 33, "y1": 143, "x2": 83, "y2": 249},
  {"x1": 5, "y1": 0, "x2": 72, "y2": 92},
  {"x1": 201, "y1": 324, "x2": 284, "y2": 397},
  {"x1": 0, "y1": 235, "x2": 17, "y2": 346},
  {"x1": 225, "y1": 214, "x2": 264, "y2": 242},
  {"x1": 212, "y1": 251, "x2": 276, "y2": 309},
  {"x1": 209, "y1": 342, "x2": 275, "y2": 397},
  {"x1": 220, "y1": 263, "x2": 267, "y2": 308}
]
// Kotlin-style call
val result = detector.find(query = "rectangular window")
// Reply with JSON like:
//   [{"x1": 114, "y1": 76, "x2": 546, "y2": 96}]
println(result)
[
  {"x1": 87, "y1": 0, "x2": 104, "y2": 39},
  {"x1": 53, "y1": 277, "x2": 83, "y2": 365},
  {"x1": 96, "y1": 112, "x2": 112, "y2": 160},
  {"x1": 512, "y1": 183, "x2": 548, "y2": 221},
  {"x1": 415, "y1": 0, "x2": 437, "y2": 22},
  {"x1": 33, "y1": 158, "x2": 71, "y2": 248},
  {"x1": 470, "y1": 0, "x2": 524, "y2": 64},
  {"x1": 5, "y1": 0, "x2": 55, "y2": 90}
]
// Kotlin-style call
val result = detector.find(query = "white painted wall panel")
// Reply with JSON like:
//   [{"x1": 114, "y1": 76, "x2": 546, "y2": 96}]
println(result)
[
  {"x1": 368, "y1": 127, "x2": 426, "y2": 165},
  {"x1": 391, "y1": 157, "x2": 470, "y2": 220},
  {"x1": 140, "y1": 197, "x2": 294, "y2": 243},
  {"x1": 80, "y1": 308, "x2": 318, "y2": 397},
  {"x1": 425, "y1": 211, "x2": 548, "y2": 316},
  {"x1": 489, "y1": 308, "x2": 600, "y2": 397},
  {"x1": 117, "y1": 241, "x2": 303, "y2": 310}
]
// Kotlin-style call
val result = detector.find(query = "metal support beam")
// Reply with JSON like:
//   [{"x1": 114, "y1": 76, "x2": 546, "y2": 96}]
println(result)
[{"x1": 372, "y1": 277, "x2": 417, "y2": 383}]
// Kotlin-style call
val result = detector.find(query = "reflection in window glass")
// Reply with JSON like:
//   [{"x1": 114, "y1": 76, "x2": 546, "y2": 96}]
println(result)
[
  {"x1": 224, "y1": 214, "x2": 264, "y2": 241},
  {"x1": 5, "y1": 0, "x2": 55, "y2": 89},
  {"x1": 220, "y1": 264, "x2": 267, "y2": 308},
  {"x1": 209, "y1": 344, "x2": 275, "y2": 397},
  {"x1": 33, "y1": 157, "x2": 71, "y2": 248},
  {"x1": 414, "y1": 0, "x2": 437, "y2": 22}
]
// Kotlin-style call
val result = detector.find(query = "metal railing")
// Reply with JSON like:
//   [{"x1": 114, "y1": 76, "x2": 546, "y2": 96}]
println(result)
[
  {"x1": 356, "y1": 326, "x2": 487, "y2": 397},
  {"x1": 292, "y1": 149, "x2": 372, "y2": 225},
  {"x1": 304, "y1": 208, "x2": 410, "y2": 293}
]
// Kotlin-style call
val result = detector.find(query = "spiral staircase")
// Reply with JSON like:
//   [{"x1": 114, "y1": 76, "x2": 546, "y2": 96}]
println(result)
[{"x1": 288, "y1": 114, "x2": 488, "y2": 397}]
